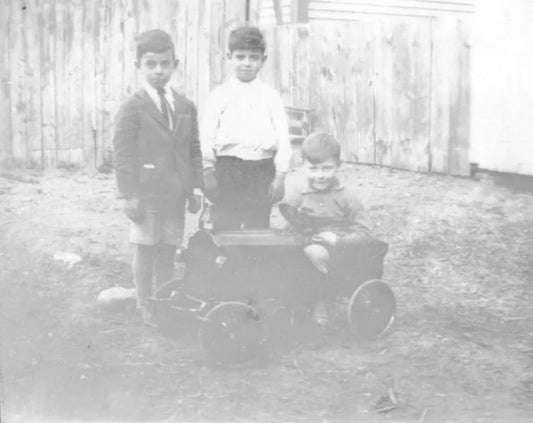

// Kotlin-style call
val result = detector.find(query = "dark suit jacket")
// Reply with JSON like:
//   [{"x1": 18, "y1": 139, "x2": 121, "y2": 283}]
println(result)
[{"x1": 113, "y1": 88, "x2": 204, "y2": 213}]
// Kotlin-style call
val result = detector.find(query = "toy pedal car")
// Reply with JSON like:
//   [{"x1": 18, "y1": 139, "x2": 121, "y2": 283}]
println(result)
[{"x1": 150, "y1": 204, "x2": 396, "y2": 367}]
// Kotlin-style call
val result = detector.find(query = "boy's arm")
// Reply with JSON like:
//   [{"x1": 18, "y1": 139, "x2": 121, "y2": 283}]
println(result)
[
  {"x1": 200, "y1": 89, "x2": 223, "y2": 200},
  {"x1": 188, "y1": 103, "x2": 204, "y2": 190},
  {"x1": 336, "y1": 187, "x2": 371, "y2": 247},
  {"x1": 269, "y1": 92, "x2": 291, "y2": 202},
  {"x1": 280, "y1": 171, "x2": 303, "y2": 208},
  {"x1": 113, "y1": 99, "x2": 140, "y2": 199},
  {"x1": 200, "y1": 89, "x2": 222, "y2": 171},
  {"x1": 271, "y1": 92, "x2": 291, "y2": 175}
]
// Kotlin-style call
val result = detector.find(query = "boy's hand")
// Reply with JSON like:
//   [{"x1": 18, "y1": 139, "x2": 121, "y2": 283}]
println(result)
[
  {"x1": 187, "y1": 189, "x2": 203, "y2": 214},
  {"x1": 269, "y1": 173, "x2": 286, "y2": 204},
  {"x1": 124, "y1": 197, "x2": 145, "y2": 223},
  {"x1": 311, "y1": 231, "x2": 339, "y2": 247},
  {"x1": 204, "y1": 168, "x2": 218, "y2": 201}
]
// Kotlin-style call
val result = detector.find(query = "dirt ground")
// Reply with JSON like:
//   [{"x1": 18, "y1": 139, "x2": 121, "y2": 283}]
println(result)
[{"x1": 0, "y1": 164, "x2": 532, "y2": 423}]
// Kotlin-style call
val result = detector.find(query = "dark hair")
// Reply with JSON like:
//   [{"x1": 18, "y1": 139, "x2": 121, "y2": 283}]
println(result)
[
  {"x1": 136, "y1": 29, "x2": 175, "y2": 61},
  {"x1": 301, "y1": 132, "x2": 341, "y2": 164},
  {"x1": 228, "y1": 26, "x2": 266, "y2": 53}
]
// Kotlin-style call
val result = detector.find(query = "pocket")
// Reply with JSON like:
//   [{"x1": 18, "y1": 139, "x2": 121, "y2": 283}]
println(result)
[
  {"x1": 140, "y1": 165, "x2": 157, "y2": 181},
  {"x1": 139, "y1": 165, "x2": 161, "y2": 193}
]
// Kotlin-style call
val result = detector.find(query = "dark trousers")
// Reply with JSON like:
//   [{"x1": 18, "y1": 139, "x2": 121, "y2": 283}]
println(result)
[{"x1": 213, "y1": 156, "x2": 275, "y2": 230}]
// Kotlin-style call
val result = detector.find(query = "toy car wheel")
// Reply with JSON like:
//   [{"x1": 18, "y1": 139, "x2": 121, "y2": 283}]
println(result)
[
  {"x1": 199, "y1": 302, "x2": 267, "y2": 368},
  {"x1": 347, "y1": 279, "x2": 396, "y2": 340},
  {"x1": 152, "y1": 278, "x2": 200, "y2": 335},
  {"x1": 155, "y1": 278, "x2": 186, "y2": 300}
]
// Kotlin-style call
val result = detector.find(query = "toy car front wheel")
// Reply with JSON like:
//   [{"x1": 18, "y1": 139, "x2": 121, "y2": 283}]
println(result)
[
  {"x1": 199, "y1": 302, "x2": 267, "y2": 368},
  {"x1": 347, "y1": 279, "x2": 396, "y2": 340},
  {"x1": 152, "y1": 278, "x2": 204, "y2": 335}
]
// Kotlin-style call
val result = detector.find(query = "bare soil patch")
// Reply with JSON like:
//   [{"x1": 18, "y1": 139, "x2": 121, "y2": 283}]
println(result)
[{"x1": 1, "y1": 166, "x2": 532, "y2": 422}]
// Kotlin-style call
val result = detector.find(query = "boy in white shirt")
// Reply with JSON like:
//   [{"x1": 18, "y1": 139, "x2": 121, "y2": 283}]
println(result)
[{"x1": 201, "y1": 26, "x2": 291, "y2": 230}]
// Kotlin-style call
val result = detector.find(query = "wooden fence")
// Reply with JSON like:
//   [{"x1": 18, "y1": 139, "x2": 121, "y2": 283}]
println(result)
[
  {"x1": 1, "y1": 0, "x2": 472, "y2": 176},
  {"x1": 0, "y1": 0, "x2": 244, "y2": 169},
  {"x1": 260, "y1": 17, "x2": 471, "y2": 175}
]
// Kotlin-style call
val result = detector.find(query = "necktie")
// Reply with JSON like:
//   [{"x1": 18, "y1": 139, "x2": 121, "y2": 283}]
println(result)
[{"x1": 157, "y1": 88, "x2": 173, "y2": 130}]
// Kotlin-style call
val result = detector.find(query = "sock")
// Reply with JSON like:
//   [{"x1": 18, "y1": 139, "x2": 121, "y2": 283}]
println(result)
[
  {"x1": 133, "y1": 244, "x2": 156, "y2": 307},
  {"x1": 154, "y1": 243, "x2": 176, "y2": 289}
]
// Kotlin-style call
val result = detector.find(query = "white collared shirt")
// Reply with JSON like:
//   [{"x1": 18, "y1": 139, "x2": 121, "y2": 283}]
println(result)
[
  {"x1": 201, "y1": 77, "x2": 291, "y2": 173},
  {"x1": 143, "y1": 81, "x2": 175, "y2": 129}
]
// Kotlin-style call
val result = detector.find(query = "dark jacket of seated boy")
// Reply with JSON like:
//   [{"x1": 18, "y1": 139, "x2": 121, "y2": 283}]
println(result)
[
  {"x1": 281, "y1": 132, "x2": 372, "y2": 325},
  {"x1": 201, "y1": 26, "x2": 291, "y2": 230},
  {"x1": 113, "y1": 29, "x2": 204, "y2": 326}
]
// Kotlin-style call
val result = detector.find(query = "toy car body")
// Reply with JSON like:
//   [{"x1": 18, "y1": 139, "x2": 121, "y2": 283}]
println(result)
[{"x1": 153, "y1": 221, "x2": 396, "y2": 367}]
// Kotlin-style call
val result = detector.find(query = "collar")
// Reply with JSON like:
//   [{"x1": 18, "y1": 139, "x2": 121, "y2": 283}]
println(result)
[
  {"x1": 301, "y1": 176, "x2": 345, "y2": 195},
  {"x1": 228, "y1": 75, "x2": 261, "y2": 87},
  {"x1": 142, "y1": 81, "x2": 174, "y2": 103}
]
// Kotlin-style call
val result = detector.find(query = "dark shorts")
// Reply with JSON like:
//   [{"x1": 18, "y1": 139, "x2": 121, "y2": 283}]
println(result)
[{"x1": 213, "y1": 156, "x2": 276, "y2": 230}]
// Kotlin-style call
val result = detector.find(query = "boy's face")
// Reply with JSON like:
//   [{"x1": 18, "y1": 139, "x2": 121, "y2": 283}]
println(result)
[
  {"x1": 303, "y1": 157, "x2": 340, "y2": 191},
  {"x1": 136, "y1": 49, "x2": 178, "y2": 90},
  {"x1": 227, "y1": 49, "x2": 266, "y2": 82}
]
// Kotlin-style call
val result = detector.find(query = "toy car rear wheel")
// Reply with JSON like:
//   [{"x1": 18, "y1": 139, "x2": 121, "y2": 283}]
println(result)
[
  {"x1": 199, "y1": 302, "x2": 267, "y2": 368},
  {"x1": 347, "y1": 279, "x2": 396, "y2": 340}
]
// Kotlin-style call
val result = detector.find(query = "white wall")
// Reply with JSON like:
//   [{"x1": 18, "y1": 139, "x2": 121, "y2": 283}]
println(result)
[{"x1": 471, "y1": 0, "x2": 533, "y2": 175}]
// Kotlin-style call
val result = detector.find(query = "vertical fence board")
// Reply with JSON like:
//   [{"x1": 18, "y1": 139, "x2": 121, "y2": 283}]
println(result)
[
  {"x1": 411, "y1": 19, "x2": 432, "y2": 172},
  {"x1": 122, "y1": 0, "x2": 137, "y2": 96},
  {"x1": 40, "y1": 0, "x2": 57, "y2": 167},
  {"x1": 137, "y1": 0, "x2": 157, "y2": 31},
  {"x1": 67, "y1": 0, "x2": 85, "y2": 163},
  {"x1": 222, "y1": 0, "x2": 247, "y2": 79},
  {"x1": 276, "y1": 25, "x2": 292, "y2": 104},
  {"x1": 351, "y1": 22, "x2": 375, "y2": 164},
  {"x1": 0, "y1": 0, "x2": 13, "y2": 165},
  {"x1": 429, "y1": 16, "x2": 453, "y2": 173},
  {"x1": 174, "y1": 1, "x2": 188, "y2": 94},
  {"x1": 23, "y1": 0, "x2": 43, "y2": 165},
  {"x1": 259, "y1": 26, "x2": 277, "y2": 88},
  {"x1": 104, "y1": 0, "x2": 124, "y2": 151},
  {"x1": 197, "y1": 0, "x2": 212, "y2": 118},
  {"x1": 309, "y1": 24, "x2": 342, "y2": 145},
  {"x1": 9, "y1": 0, "x2": 27, "y2": 163},
  {"x1": 209, "y1": 0, "x2": 225, "y2": 89},
  {"x1": 373, "y1": 20, "x2": 393, "y2": 167},
  {"x1": 447, "y1": 17, "x2": 470, "y2": 176},
  {"x1": 290, "y1": 25, "x2": 310, "y2": 109},
  {"x1": 185, "y1": 0, "x2": 199, "y2": 103},
  {"x1": 54, "y1": 0, "x2": 69, "y2": 163},
  {"x1": 97, "y1": 0, "x2": 121, "y2": 166},
  {"x1": 82, "y1": 0, "x2": 96, "y2": 166},
  {"x1": 390, "y1": 18, "x2": 431, "y2": 172},
  {"x1": 93, "y1": 0, "x2": 107, "y2": 167},
  {"x1": 155, "y1": 0, "x2": 171, "y2": 35}
]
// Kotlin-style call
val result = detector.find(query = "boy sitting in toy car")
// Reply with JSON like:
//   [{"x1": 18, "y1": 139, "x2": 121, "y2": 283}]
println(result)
[{"x1": 280, "y1": 132, "x2": 379, "y2": 326}]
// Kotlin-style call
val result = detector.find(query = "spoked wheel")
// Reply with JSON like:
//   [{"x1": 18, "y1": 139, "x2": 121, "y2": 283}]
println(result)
[
  {"x1": 199, "y1": 302, "x2": 267, "y2": 368},
  {"x1": 152, "y1": 279, "x2": 205, "y2": 335},
  {"x1": 347, "y1": 279, "x2": 396, "y2": 340},
  {"x1": 155, "y1": 278, "x2": 186, "y2": 300}
]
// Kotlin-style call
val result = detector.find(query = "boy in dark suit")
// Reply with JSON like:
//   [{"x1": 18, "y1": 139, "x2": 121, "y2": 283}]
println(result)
[{"x1": 113, "y1": 29, "x2": 203, "y2": 326}]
